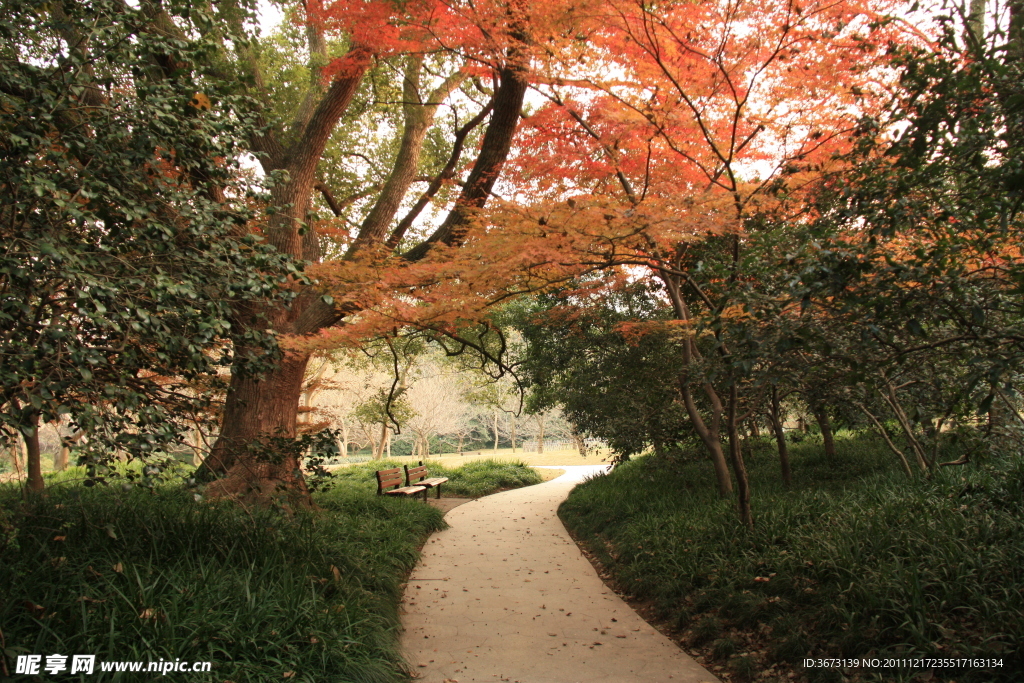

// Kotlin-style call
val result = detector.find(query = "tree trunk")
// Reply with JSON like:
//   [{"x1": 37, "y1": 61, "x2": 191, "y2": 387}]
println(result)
[
  {"x1": 457, "y1": 432, "x2": 464, "y2": 455},
  {"x1": 663, "y1": 275, "x2": 733, "y2": 497},
  {"x1": 855, "y1": 402, "x2": 914, "y2": 478},
  {"x1": 374, "y1": 421, "x2": 388, "y2": 460},
  {"x1": 536, "y1": 413, "x2": 545, "y2": 454},
  {"x1": 768, "y1": 387, "x2": 792, "y2": 487},
  {"x1": 205, "y1": 46, "x2": 527, "y2": 507},
  {"x1": 881, "y1": 383, "x2": 929, "y2": 471},
  {"x1": 727, "y1": 384, "x2": 753, "y2": 528},
  {"x1": 24, "y1": 411, "x2": 44, "y2": 493},
  {"x1": 201, "y1": 352, "x2": 314, "y2": 507},
  {"x1": 811, "y1": 402, "x2": 837, "y2": 460},
  {"x1": 510, "y1": 414, "x2": 517, "y2": 453},
  {"x1": 54, "y1": 428, "x2": 82, "y2": 472},
  {"x1": 493, "y1": 410, "x2": 500, "y2": 452}
]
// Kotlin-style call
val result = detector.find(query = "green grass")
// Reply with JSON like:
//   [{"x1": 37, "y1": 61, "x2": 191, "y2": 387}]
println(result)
[
  {"x1": 1, "y1": 483, "x2": 444, "y2": 682},
  {"x1": 330, "y1": 458, "x2": 542, "y2": 498},
  {"x1": 559, "y1": 432, "x2": 1024, "y2": 683},
  {"x1": 1, "y1": 457, "x2": 544, "y2": 681}
]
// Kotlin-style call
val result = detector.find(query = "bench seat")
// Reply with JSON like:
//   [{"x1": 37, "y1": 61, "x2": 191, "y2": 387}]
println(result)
[
  {"x1": 405, "y1": 463, "x2": 449, "y2": 499},
  {"x1": 376, "y1": 467, "x2": 428, "y2": 498}
]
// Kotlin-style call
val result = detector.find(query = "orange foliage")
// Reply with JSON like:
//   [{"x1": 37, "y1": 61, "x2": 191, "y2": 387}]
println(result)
[{"x1": 285, "y1": 0, "x2": 923, "y2": 352}]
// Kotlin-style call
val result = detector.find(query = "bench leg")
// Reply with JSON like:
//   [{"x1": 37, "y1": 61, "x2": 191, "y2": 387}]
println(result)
[{"x1": 436, "y1": 483, "x2": 442, "y2": 499}]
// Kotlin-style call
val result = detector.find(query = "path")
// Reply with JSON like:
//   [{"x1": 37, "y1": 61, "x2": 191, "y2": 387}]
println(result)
[{"x1": 399, "y1": 466, "x2": 720, "y2": 683}]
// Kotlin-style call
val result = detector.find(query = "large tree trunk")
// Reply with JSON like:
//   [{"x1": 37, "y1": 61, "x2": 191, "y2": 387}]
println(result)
[
  {"x1": 768, "y1": 386, "x2": 792, "y2": 487},
  {"x1": 202, "y1": 352, "x2": 313, "y2": 507}
]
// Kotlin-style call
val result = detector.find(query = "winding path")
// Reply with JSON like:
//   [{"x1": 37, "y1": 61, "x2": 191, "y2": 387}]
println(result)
[{"x1": 399, "y1": 466, "x2": 720, "y2": 683}]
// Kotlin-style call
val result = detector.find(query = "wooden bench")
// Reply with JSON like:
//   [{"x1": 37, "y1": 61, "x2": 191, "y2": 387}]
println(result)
[
  {"x1": 376, "y1": 467, "x2": 427, "y2": 499},
  {"x1": 405, "y1": 462, "x2": 449, "y2": 500}
]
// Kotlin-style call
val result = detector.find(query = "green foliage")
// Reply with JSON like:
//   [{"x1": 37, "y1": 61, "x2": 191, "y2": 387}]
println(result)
[
  {"x1": 0, "y1": 0, "x2": 298, "y2": 460},
  {"x1": 332, "y1": 458, "x2": 542, "y2": 498},
  {"x1": 0, "y1": 483, "x2": 444, "y2": 682},
  {"x1": 559, "y1": 434, "x2": 1023, "y2": 682},
  {"x1": 513, "y1": 282, "x2": 691, "y2": 458},
  {"x1": 792, "y1": 11, "x2": 1024, "y2": 411}
]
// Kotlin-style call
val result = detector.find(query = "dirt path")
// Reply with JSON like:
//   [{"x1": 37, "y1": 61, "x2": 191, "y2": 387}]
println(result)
[{"x1": 400, "y1": 466, "x2": 720, "y2": 683}]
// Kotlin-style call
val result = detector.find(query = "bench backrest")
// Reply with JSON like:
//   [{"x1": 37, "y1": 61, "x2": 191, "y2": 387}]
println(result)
[
  {"x1": 405, "y1": 463, "x2": 429, "y2": 484},
  {"x1": 376, "y1": 467, "x2": 405, "y2": 493}
]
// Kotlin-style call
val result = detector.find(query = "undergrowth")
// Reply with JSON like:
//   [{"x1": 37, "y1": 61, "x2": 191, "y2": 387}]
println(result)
[
  {"x1": 559, "y1": 432, "x2": 1024, "y2": 683},
  {"x1": 0, "y1": 484, "x2": 444, "y2": 682}
]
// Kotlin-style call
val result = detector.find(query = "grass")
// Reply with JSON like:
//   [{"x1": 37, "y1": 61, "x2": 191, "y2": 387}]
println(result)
[
  {"x1": 1, "y1": 458, "x2": 546, "y2": 681},
  {"x1": 328, "y1": 458, "x2": 543, "y2": 498},
  {"x1": 558, "y1": 431, "x2": 1024, "y2": 683}
]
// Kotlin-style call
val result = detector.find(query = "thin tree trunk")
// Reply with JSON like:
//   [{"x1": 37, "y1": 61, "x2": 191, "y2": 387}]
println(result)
[
  {"x1": 536, "y1": 413, "x2": 545, "y2": 454},
  {"x1": 727, "y1": 384, "x2": 753, "y2": 528},
  {"x1": 386, "y1": 430, "x2": 392, "y2": 458},
  {"x1": 24, "y1": 411, "x2": 44, "y2": 493},
  {"x1": 493, "y1": 410, "x2": 500, "y2": 452},
  {"x1": 54, "y1": 429, "x2": 81, "y2": 472},
  {"x1": 663, "y1": 275, "x2": 733, "y2": 497},
  {"x1": 855, "y1": 402, "x2": 914, "y2": 478},
  {"x1": 881, "y1": 383, "x2": 929, "y2": 471},
  {"x1": 457, "y1": 432, "x2": 464, "y2": 455},
  {"x1": 769, "y1": 387, "x2": 792, "y2": 487},
  {"x1": 510, "y1": 415, "x2": 517, "y2": 453},
  {"x1": 811, "y1": 402, "x2": 837, "y2": 460}
]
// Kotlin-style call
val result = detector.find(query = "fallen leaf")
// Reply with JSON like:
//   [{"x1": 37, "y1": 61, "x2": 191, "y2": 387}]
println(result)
[
  {"x1": 53, "y1": 535, "x2": 66, "y2": 541},
  {"x1": 282, "y1": 672, "x2": 295, "y2": 679},
  {"x1": 190, "y1": 92, "x2": 212, "y2": 111},
  {"x1": 112, "y1": 562, "x2": 123, "y2": 573},
  {"x1": 331, "y1": 565, "x2": 341, "y2": 582}
]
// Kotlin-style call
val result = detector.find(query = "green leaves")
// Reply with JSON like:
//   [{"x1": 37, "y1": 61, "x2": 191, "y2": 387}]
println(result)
[{"x1": 0, "y1": 0, "x2": 298, "y2": 466}]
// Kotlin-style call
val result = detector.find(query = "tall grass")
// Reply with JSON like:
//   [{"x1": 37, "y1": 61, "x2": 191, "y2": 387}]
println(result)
[
  {"x1": 559, "y1": 432, "x2": 1024, "y2": 682},
  {"x1": 331, "y1": 458, "x2": 542, "y2": 498},
  {"x1": 1, "y1": 484, "x2": 444, "y2": 682}
]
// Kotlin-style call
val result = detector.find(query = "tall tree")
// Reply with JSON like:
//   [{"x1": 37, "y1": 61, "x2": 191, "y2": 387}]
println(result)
[
  {"x1": 192, "y1": 0, "x2": 569, "y2": 505},
  {"x1": 0, "y1": 0, "x2": 295, "y2": 492}
]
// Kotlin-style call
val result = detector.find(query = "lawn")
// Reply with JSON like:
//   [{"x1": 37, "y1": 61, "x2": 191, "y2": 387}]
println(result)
[{"x1": 558, "y1": 432, "x2": 1024, "y2": 683}]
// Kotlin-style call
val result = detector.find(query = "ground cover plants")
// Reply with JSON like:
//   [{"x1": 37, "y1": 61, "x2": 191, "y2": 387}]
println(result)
[
  {"x1": 0, "y1": 458, "x2": 544, "y2": 681},
  {"x1": 558, "y1": 432, "x2": 1024, "y2": 683}
]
